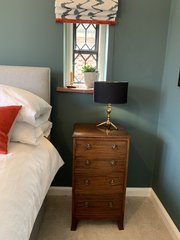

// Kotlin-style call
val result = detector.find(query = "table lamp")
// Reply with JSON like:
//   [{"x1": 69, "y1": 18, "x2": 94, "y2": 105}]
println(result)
[{"x1": 94, "y1": 81, "x2": 128, "y2": 130}]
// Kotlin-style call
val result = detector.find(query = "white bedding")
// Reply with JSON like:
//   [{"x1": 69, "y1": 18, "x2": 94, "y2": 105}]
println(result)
[{"x1": 0, "y1": 137, "x2": 64, "y2": 240}]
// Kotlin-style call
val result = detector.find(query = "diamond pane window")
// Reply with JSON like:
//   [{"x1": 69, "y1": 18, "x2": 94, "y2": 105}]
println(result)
[
  {"x1": 74, "y1": 53, "x2": 97, "y2": 82},
  {"x1": 73, "y1": 23, "x2": 99, "y2": 83}
]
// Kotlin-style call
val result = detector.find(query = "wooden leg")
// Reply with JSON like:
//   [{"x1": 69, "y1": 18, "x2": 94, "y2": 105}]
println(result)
[
  {"x1": 117, "y1": 220, "x2": 124, "y2": 230},
  {"x1": 71, "y1": 218, "x2": 78, "y2": 231}
]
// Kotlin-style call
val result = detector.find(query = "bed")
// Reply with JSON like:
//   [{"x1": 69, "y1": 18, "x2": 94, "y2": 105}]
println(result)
[{"x1": 0, "y1": 65, "x2": 64, "y2": 240}]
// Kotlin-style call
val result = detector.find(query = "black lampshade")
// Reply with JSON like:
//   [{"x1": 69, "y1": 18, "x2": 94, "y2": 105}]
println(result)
[{"x1": 94, "y1": 81, "x2": 128, "y2": 104}]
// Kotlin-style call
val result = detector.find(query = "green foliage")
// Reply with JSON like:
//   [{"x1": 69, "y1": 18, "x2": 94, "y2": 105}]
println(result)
[{"x1": 81, "y1": 64, "x2": 96, "y2": 73}]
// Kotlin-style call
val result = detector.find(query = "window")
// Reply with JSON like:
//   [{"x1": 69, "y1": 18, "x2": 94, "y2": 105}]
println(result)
[
  {"x1": 63, "y1": 23, "x2": 109, "y2": 87},
  {"x1": 73, "y1": 24, "x2": 99, "y2": 83}
]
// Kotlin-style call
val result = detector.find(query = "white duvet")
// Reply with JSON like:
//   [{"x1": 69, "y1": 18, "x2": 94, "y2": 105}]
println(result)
[{"x1": 0, "y1": 138, "x2": 64, "y2": 240}]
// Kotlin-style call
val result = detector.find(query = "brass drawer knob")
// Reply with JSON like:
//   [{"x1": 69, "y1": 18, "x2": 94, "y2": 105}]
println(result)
[
  {"x1": 84, "y1": 179, "x2": 90, "y2": 185},
  {"x1": 110, "y1": 160, "x2": 116, "y2": 166},
  {"x1": 110, "y1": 179, "x2": 115, "y2": 185},
  {"x1": 108, "y1": 201, "x2": 113, "y2": 208},
  {"x1": 85, "y1": 160, "x2": 91, "y2": 166},
  {"x1": 112, "y1": 144, "x2": 118, "y2": 150},
  {"x1": 85, "y1": 143, "x2": 92, "y2": 150},
  {"x1": 85, "y1": 201, "x2": 89, "y2": 207}
]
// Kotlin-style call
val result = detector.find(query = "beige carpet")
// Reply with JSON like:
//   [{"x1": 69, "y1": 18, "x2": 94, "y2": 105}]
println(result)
[{"x1": 37, "y1": 195, "x2": 173, "y2": 240}]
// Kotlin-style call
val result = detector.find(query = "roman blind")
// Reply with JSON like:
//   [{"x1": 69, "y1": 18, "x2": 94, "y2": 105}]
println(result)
[{"x1": 55, "y1": 0, "x2": 119, "y2": 25}]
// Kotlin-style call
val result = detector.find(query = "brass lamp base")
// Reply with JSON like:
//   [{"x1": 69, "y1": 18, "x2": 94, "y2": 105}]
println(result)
[
  {"x1": 96, "y1": 103, "x2": 118, "y2": 130},
  {"x1": 96, "y1": 121, "x2": 118, "y2": 130}
]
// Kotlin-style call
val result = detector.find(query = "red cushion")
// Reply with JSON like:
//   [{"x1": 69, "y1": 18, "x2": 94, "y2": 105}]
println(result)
[{"x1": 0, "y1": 105, "x2": 22, "y2": 154}]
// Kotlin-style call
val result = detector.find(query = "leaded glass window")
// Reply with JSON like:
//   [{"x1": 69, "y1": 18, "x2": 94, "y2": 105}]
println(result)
[{"x1": 73, "y1": 24, "x2": 99, "y2": 83}]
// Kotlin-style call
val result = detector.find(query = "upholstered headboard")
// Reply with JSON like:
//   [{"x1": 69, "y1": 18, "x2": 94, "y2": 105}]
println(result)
[{"x1": 0, "y1": 65, "x2": 50, "y2": 103}]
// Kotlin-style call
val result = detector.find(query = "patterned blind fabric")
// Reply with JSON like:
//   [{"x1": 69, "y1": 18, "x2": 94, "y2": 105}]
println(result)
[{"x1": 55, "y1": 0, "x2": 119, "y2": 25}]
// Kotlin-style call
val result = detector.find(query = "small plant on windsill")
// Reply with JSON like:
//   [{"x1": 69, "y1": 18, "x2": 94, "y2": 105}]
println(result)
[
  {"x1": 81, "y1": 64, "x2": 98, "y2": 88},
  {"x1": 81, "y1": 64, "x2": 96, "y2": 73}
]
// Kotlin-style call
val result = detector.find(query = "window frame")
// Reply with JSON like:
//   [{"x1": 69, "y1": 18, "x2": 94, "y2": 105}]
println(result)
[{"x1": 63, "y1": 23, "x2": 109, "y2": 87}]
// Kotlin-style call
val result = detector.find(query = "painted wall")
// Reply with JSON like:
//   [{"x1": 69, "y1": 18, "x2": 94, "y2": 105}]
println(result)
[
  {"x1": 153, "y1": 0, "x2": 180, "y2": 230},
  {"x1": 110, "y1": 0, "x2": 171, "y2": 187},
  {"x1": 0, "y1": 0, "x2": 170, "y2": 190}
]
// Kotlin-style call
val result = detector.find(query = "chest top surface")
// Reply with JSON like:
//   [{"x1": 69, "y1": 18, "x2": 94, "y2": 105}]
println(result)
[{"x1": 73, "y1": 123, "x2": 130, "y2": 139}]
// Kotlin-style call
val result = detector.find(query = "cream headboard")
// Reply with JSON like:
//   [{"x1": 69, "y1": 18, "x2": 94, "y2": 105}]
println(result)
[{"x1": 0, "y1": 65, "x2": 50, "y2": 103}]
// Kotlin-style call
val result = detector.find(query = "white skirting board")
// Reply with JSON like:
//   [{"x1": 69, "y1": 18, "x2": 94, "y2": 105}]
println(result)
[{"x1": 48, "y1": 187, "x2": 180, "y2": 240}]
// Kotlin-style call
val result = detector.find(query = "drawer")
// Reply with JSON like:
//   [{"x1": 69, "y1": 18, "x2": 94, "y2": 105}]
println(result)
[
  {"x1": 74, "y1": 157, "x2": 126, "y2": 173},
  {"x1": 75, "y1": 194, "x2": 123, "y2": 219},
  {"x1": 74, "y1": 173, "x2": 124, "y2": 194},
  {"x1": 75, "y1": 139, "x2": 128, "y2": 159}
]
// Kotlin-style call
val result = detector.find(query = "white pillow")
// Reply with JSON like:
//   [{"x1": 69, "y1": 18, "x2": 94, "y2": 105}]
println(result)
[
  {"x1": 10, "y1": 121, "x2": 52, "y2": 145},
  {"x1": 41, "y1": 121, "x2": 53, "y2": 137},
  {"x1": 0, "y1": 84, "x2": 51, "y2": 126}
]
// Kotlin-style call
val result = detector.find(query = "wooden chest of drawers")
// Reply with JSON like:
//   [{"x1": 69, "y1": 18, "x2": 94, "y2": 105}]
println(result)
[{"x1": 71, "y1": 123, "x2": 130, "y2": 230}]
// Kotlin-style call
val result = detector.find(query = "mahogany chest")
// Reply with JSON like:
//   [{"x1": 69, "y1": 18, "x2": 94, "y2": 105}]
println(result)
[{"x1": 71, "y1": 123, "x2": 130, "y2": 230}]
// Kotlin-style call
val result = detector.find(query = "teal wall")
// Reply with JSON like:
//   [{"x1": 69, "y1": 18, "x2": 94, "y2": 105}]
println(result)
[
  {"x1": 1, "y1": 0, "x2": 179, "y2": 229},
  {"x1": 153, "y1": 0, "x2": 180, "y2": 230},
  {"x1": 110, "y1": 0, "x2": 171, "y2": 187}
]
